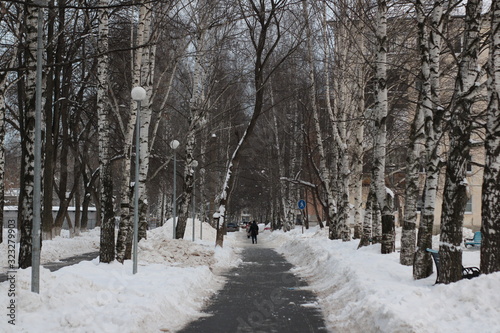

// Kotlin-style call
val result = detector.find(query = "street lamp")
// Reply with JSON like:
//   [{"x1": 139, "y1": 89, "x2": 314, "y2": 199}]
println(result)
[
  {"x1": 170, "y1": 139, "x2": 180, "y2": 239},
  {"x1": 32, "y1": 0, "x2": 48, "y2": 294},
  {"x1": 199, "y1": 167, "x2": 205, "y2": 241},
  {"x1": 131, "y1": 86, "x2": 146, "y2": 275},
  {"x1": 191, "y1": 160, "x2": 198, "y2": 241}
]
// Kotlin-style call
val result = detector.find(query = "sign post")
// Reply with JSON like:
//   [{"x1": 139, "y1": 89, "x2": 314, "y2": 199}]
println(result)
[{"x1": 297, "y1": 200, "x2": 306, "y2": 234}]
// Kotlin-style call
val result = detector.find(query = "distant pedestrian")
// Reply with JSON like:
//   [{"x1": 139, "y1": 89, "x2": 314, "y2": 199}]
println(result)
[{"x1": 249, "y1": 221, "x2": 259, "y2": 244}]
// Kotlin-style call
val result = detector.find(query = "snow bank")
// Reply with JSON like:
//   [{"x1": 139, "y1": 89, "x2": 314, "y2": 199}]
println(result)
[
  {"x1": 267, "y1": 227, "x2": 500, "y2": 333},
  {"x1": 0, "y1": 222, "x2": 240, "y2": 332}
]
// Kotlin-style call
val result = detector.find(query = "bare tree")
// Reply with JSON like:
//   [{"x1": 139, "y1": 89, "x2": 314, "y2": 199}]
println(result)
[
  {"x1": 401, "y1": 0, "x2": 429, "y2": 266},
  {"x1": 439, "y1": 0, "x2": 483, "y2": 284},
  {"x1": 213, "y1": 0, "x2": 296, "y2": 247},
  {"x1": 480, "y1": 0, "x2": 500, "y2": 275},
  {"x1": 373, "y1": 0, "x2": 395, "y2": 254},
  {"x1": 302, "y1": 0, "x2": 337, "y2": 239},
  {"x1": 413, "y1": 0, "x2": 449, "y2": 279},
  {"x1": 18, "y1": 0, "x2": 41, "y2": 269},
  {"x1": 97, "y1": 0, "x2": 115, "y2": 263}
]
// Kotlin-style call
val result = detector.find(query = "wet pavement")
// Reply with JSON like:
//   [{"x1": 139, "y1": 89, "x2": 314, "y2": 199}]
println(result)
[{"x1": 178, "y1": 245, "x2": 328, "y2": 333}]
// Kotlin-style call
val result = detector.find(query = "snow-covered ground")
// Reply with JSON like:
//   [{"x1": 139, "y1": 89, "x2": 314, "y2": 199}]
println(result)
[
  {"x1": 0, "y1": 220, "x2": 241, "y2": 333},
  {"x1": 266, "y1": 227, "x2": 500, "y2": 333},
  {"x1": 1, "y1": 223, "x2": 499, "y2": 332}
]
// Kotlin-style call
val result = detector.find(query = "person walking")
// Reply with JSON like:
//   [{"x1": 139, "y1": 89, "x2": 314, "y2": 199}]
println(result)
[{"x1": 249, "y1": 221, "x2": 259, "y2": 244}]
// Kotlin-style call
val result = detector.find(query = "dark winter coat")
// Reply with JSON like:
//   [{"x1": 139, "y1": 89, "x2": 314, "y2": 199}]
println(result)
[{"x1": 249, "y1": 222, "x2": 259, "y2": 237}]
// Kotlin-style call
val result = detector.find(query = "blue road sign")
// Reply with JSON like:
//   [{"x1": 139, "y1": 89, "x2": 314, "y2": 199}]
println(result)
[{"x1": 298, "y1": 199, "x2": 306, "y2": 210}]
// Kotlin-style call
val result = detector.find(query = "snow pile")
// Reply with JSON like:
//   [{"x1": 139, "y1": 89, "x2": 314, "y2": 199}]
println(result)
[
  {"x1": 267, "y1": 227, "x2": 500, "y2": 333},
  {"x1": 0, "y1": 221, "x2": 240, "y2": 333}
]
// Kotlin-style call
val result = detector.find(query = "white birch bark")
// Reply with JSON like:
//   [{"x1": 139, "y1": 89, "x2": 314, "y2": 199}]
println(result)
[
  {"x1": 271, "y1": 92, "x2": 290, "y2": 231},
  {"x1": 358, "y1": 187, "x2": 374, "y2": 248},
  {"x1": 439, "y1": 0, "x2": 482, "y2": 284},
  {"x1": 116, "y1": 1, "x2": 148, "y2": 262},
  {"x1": 414, "y1": 0, "x2": 448, "y2": 279},
  {"x1": 18, "y1": 1, "x2": 40, "y2": 268},
  {"x1": 481, "y1": 0, "x2": 500, "y2": 274},
  {"x1": 96, "y1": 0, "x2": 115, "y2": 263},
  {"x1": 401, "y1": 0, "x2": 428, "y2": 266},
  {"x1": 138, "y1": 1, "x2": 154, "y2": 241},
  {"x1": 373, "y1": 0, "x2": 395, "y2": 253},
  {"x1": 351, "y1": 5, "x2": 366, "y2": 240}
]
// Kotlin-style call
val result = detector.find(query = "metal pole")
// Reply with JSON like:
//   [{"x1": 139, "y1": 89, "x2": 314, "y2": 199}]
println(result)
[
  {"x1": 199, "y1": 182, "x2": 202, "y2": 241},
  {"x1": 192, "y1": 174, "x2": 195, "y2": 241},
  {"x1": 133, "y1": 100, "x2": 141, "y2": 274},
  {"x1": 172, "y1": 151, "x2": 177, "y2": 239},
  {"x1": 32, "y1": 1, "x2": 45, "y2": 294}
]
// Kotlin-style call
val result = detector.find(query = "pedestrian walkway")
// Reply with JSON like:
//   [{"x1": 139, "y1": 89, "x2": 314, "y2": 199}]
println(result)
[
  {"x1": 178, "y1": 244, "x2": 328, "y2": 333},
  {"x1": 0, "y1": 251, "x2": 99, "y2": 282}
]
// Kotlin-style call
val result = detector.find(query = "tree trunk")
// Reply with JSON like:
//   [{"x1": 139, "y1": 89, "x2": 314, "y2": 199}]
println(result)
[
  {"x1": 373, "y1": 0, "x2": 394, "y2": 254},
  {"x1": 439, "y1": 0, "x2": 482, "y2": 284},
  {"x1": 97, "y1": 0, "x2": 115, "y2": 263},
  {"x1": 401, "y1": 0, "x2": 428, "y2": 266},
  {"x1": 481, "y1": 0, "x2": 500, "y2": 275},
  {"x1": 42, "y1": 0, "x2": 56, "y2": 241},
  {"x1": 176, "y1": 24, "x2": 206, "y2": 239},
  {"x1": 138, "y1": 1, "x2": 155, "y2": 241},
  {"x1": 116, "y1": 1, "x2": 148, "y2": 262},
  {"x1": 413, "y1": 0, "x2": 448, "y2": 279},
  {"x1": 358, "y1": 187, "x2": 374, "y2": 248},
  {"x1": 18, "y1": 1, "x2": 40, "y2": 269}
]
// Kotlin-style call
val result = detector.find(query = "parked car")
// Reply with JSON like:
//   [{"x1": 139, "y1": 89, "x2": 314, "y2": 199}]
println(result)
[{"x1": 226, "y1": 223, "x2": 239, "y2": 232}]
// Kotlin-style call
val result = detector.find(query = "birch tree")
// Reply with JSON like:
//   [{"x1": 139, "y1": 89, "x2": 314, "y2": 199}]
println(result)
[
  {"x1": 481, "y1": 0, "x2": 500, "y2": 275},
  {"x1": 413, "y1": 0, "x2": 448, "y2": 278},
  {"x1": 17, "y1": 0, "x2": 42, "y2": 269},
  {"x1": 96, "y1": 0, "x2": 115, "y2": 263},
  {"x1": 116, "y1": 1, "x2": 150, "y2": 262},
  {"x1": 350, "y1": 0, "x2": 367, "y2": 240},
  {"x1": 373, "y1": 0, "x2": 395, "y2": 254},
  {"x1": 137, "y1": 1, "x2": 155, "y2": 241},
  {"x1": 400, "y1": 0, "x2": 429, "y2": 266},
  {"x1": 175, "y1": 0, "x2": 211, "y2": 239},
  {"x1": 439, "y1": 0, "x2": 482, "y2": 284}
]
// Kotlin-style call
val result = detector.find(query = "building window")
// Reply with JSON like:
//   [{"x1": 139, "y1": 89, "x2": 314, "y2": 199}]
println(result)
[
  {"x1": 466, "y1": 161, "x2": 472, "y2": 173},
  {"x1": 465, "y1": 197, "x2": 472, "y2": 214}
]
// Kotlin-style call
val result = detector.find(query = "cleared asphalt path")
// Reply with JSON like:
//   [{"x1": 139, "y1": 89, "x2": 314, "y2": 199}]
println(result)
[
  {"x1": 0, "y1": 251, "x2": 99, "y2": 282},
  {"x1": 178, "y1": 239, "x2": 328, "y2": 333}
]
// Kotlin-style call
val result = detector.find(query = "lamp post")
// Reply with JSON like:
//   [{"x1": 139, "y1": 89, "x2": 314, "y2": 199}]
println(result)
[
  {"x1": 170, "y1": 139, "x2": 180, "y2": 239},
  {"x1": 32, "y1": 0, "x2": 48, "y2": 294},
  {"x1": 191, "y1": 160, "x2": 198, "y2": 241},
  {"x1": 199, "y1": 167, "x2": 205, "y2": 241},
  {"x1": 131, "y1": 86, "x2": 147, "y2": 274}
]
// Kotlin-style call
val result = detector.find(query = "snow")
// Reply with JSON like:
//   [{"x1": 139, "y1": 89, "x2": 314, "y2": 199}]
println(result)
[
  {"x1": 266, "y1": 227, "x2": 500, "y2": 333},
  {"x1": 1, "y1": 224, "x2": 499, "y2": 332},
  {"x1": 1, "y1": 220, "x2": 241, "y2": 333}
]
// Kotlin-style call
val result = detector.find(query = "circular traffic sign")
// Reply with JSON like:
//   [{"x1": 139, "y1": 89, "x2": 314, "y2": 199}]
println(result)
[{"x1": 298, "y1": 199, "x2": 306, "y2": 210}]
